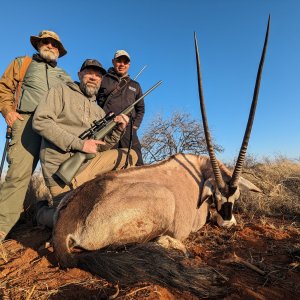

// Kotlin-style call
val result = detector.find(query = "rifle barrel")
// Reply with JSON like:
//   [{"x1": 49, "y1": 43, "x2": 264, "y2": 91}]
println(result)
[{"x1": 133, "y1": 65, "x2": 147, "y2": 81}]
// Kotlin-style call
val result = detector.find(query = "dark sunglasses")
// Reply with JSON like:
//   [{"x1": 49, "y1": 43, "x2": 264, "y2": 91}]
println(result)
[
  {"x1": 115, "y1": 57, "x2": 130, "y2": 64},
  {"x1": 41, "y1": 38, "x2": 60, "y2": 48}
]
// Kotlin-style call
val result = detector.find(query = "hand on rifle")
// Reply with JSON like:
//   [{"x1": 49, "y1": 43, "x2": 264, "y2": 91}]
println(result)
[
  {"x1": 5, "y1": 111, "x2": 24, "y2": 127},
  {"x1": 82, "y1": 140, "x2": 106, "y2": 154},
  {"x1": 114, "y1": 113, "x2": 129, "y2": 131}
]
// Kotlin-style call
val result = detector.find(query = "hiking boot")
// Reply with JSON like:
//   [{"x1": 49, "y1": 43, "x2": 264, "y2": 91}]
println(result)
[{"x1": 33, "y1": 200, "x2": 49, "y2": 226}]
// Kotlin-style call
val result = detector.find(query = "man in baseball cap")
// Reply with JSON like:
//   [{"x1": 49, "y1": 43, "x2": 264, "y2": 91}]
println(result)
[{"x1": 97, "y1": 49, "x2": 145, "y2": 166}]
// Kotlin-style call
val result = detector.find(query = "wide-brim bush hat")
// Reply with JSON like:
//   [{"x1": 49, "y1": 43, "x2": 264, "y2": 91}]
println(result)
[{"x1": 30, "y1": 30, "x2": 67, "y2": 57}]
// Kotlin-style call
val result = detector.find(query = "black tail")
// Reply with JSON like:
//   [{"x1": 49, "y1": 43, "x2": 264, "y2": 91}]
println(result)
[{"x1": 77, "y1": 243, "x2": 228, "y2": 298}]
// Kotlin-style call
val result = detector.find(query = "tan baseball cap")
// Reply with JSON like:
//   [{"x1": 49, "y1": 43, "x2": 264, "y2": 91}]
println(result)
[
  {"x1": 30, "y1": 30, "x2": 67, "y2": 57},
  {"x1": 114, "y1": 50, "x2": 130, "y2": 61}
]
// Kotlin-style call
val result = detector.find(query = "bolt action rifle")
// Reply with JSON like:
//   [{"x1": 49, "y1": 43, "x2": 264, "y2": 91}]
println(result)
[
  {"x1": 0, "y1": 126, "x2": 12, "y2": 181},
  {"x1": 55, "y1": 80, "x2": 162, "y2": 185}
]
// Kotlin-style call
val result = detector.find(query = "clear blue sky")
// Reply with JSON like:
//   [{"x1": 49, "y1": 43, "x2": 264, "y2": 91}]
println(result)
[{"x1": 0, "y1": 0, "x2": 299, "y2": 166}]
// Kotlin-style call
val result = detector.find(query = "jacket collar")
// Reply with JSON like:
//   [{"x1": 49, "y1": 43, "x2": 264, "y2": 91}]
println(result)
[
  {"x1": 32, "y1": 53, "x2": 57, "y2": 68},
  {"x1": 67, "y1": 81, "x2": 97, "y2": 102},
  {"x1": 107, "y1": 67, "x2": 130, "y2": 81}
]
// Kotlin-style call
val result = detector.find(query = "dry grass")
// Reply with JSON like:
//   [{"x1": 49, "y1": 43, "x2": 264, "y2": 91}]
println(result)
[
  {"x1": 231, "y1": 156, "x2": 300, "y2": 219},
  {"x1": 22, "y1": 171, "x2": 52, "y2": 221},
  {"x1": 0, "y1": 242, "x2": 8, "y2": 263}
]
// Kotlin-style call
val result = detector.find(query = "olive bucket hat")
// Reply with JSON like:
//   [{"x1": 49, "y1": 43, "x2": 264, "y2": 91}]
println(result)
[{"x1": 30, "y1": 30, "x2": 67, "y2": 57}]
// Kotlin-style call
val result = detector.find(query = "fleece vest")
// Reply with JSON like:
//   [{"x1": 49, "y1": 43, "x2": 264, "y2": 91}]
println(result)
[{"x1": 17, "y1": 58, "x2": 71, "y2": 113}]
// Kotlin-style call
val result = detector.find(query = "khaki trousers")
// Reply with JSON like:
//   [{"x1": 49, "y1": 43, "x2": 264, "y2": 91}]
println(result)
[
  {"x1": 36, "y1": 148, "x2": 137, "y2": 228},
  {"x1": 0, "y1": 115, "x2": 41, "y2": 238}
]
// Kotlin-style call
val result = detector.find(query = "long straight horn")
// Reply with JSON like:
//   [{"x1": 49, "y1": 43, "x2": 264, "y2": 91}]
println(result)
[
  {"x1": 194, "y1": 32, "x2": 225, "y2": 190},
  {"x1": 230, "y1": 15, "x2": 270, "y2": 188}
]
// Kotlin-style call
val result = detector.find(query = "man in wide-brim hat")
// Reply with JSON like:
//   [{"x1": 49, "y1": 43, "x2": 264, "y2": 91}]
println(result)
[
  {"x1": 0, "y1": 30, "x2": 72, "y2": 242},
  {"x1": 30, "y1": 30, "x2": 67, "y2": 58}
]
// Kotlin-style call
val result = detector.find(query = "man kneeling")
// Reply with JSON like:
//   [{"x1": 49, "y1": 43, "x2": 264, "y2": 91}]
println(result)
[{"x1": 32, "y1": 59, "x2": 137, "y2": 228}]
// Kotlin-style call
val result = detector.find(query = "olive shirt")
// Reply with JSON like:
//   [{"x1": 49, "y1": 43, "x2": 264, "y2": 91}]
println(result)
[{"x1": 32, "y1": 81, "x2": 123, "y2": 187}]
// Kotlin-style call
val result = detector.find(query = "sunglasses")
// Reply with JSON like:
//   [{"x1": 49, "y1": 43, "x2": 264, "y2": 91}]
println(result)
[
  {"x1": 114, "y1": 57, "x2": 130, "y2": 64},
  {"x1": 41, "y1": 38, "x2": 60, "y2": 48}
]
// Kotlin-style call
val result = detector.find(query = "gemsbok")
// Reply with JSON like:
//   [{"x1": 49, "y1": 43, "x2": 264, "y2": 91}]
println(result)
[{"x1": 52, "y1": 16, "x2": 270, "y2": 298}]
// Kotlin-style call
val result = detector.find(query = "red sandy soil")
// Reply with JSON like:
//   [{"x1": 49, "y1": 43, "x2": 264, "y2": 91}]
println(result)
[{"x1": 0, "y1": 214, "x2": 299, "y2": 299}]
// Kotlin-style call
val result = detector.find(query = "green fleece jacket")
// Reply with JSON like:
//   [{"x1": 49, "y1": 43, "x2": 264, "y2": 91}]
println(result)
[{"x1": 33, "y1": 81, "x2": 123, "y2": 187}]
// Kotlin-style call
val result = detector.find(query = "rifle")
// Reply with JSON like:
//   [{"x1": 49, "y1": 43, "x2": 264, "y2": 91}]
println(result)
[
  {"x1": 78, "y1": 111, "x2": 116, "y2": 140},
  {"x1": 0, "y1": 126, "x2": 12, "y2": 180},
  {"x1": 133, "y1": 65, "x2": 147, "y2": 81},
  {"x1": 55, "y1": 80, "x2": 162, "y2": 185}
]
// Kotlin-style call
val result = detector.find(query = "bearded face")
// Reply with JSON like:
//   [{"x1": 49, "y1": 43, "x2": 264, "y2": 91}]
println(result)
[
  {"x1": 38, "y1": 44, "x2": 59, "y2": 62},
  {"x1": 79, "y1": 68, "x2": 102, "y2": 97},
  {"x1": 80, "y1": 80, "x2": 100, "y2": 97}
]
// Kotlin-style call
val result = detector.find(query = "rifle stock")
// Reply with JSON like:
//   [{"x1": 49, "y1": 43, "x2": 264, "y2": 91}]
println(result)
[{"x1": 55, "y1": 80, "x2": 162, "y2": 185}]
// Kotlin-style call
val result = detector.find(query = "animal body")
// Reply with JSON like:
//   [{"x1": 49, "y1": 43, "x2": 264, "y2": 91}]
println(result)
[
  {"x1": 54, "y1": 154, "x2": 260, "y2": 262},
  {"x1": 53, "y1": 154, "x2": 260, "y2": 297}
]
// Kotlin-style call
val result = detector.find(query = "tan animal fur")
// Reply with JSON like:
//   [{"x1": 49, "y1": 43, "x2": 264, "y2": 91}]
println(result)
[{"x1": 53, "y1": 153, "x2": 259, "y2": 267}]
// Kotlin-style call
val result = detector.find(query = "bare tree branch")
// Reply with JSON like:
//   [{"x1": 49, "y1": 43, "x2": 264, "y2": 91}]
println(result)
[{"x1": 141, "y1": 112, "x2": 223, "y2": 164}]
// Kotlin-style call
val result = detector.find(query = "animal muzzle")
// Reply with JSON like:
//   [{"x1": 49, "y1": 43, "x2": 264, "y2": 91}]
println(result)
[{"x1": 218, "y1": 202, "x2": 233, "y2": 221}]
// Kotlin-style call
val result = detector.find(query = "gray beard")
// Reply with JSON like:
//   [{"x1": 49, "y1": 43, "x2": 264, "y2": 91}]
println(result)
[
  {"x1": 39, "y1": 48, "x2": 59, "y2": 62},
  {"x1": 80, "y1": 81, "x2": 100, "y2": 97}
]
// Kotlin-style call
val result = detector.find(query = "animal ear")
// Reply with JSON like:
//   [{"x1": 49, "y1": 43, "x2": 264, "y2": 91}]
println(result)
[
  {"x1": 197, "y1": 179, "x2": 214, "y2": 208},
  {"x1": 238, "y1": 176, "x2": 262, "y2": 193}
]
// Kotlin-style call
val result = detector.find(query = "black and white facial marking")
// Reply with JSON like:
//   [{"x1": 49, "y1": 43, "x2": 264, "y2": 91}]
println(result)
[{"x1": 213, "y1": 186, "x2": 240, "y2": 227}]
